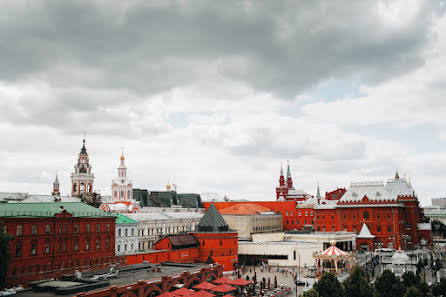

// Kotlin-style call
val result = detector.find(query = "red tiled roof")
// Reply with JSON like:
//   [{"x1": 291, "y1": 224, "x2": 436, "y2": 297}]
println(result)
[{"x1": 219, "y1": 203, "x2": 273, "y2": 215}]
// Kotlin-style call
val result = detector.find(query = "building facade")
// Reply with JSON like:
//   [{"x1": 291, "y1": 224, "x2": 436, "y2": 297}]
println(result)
[
  {"x1": 125, "y1": 211, "x2": 203, "y2": 251},
  {"x1": 114, "y1": 213, "x2": 138, "y2": 256},
  {"x1": 275, "y1": 161, "x2": 311, "y2": 202},
  {"x1": 0, "y1": 202, "x2": 120, "y2": 287},
  {"x1": 99, "y1": 150, "x2": 141, "y2": 213}
]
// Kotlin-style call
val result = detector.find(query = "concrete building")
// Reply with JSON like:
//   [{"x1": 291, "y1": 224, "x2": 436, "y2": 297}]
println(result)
[
  {"x1": 238, "y1": 232, "x2": 356, "y2": 268},
  {"x1": 125, "y1": 211, "x2": 203, "y2": 251},
  {"x1": 219, "y1": 203, "x2": 282, "y2": 240},
  {"x1": 114, "y1": 213, "x2": 138, "y2": 256}
]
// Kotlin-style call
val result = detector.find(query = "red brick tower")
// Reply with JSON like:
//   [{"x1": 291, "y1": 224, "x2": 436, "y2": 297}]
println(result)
[{"x1": 192, "y1": 204, "x2": 238, "y2": 271}]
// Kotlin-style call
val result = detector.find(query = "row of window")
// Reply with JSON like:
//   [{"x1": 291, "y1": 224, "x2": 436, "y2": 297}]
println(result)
[
  {"x1": 253, "y1": 216, "x2": 280, "y2": 222},
  {"x1": 285, "y1": 211, "x2": 313, "y2": 217},
  {"x1": 14, "y1": 237, "x2": 111, "y2": 257},
  {"x1": 117, "y1": 228, "x2": 135, "y2": 237},
  {"x1": 316, "y1": 225, "x2": 393, "y2": 233},
  {"x1": 139, "y1": 224, "x2": 196, "y2": 236},
  {"x1": 13, "y1": 223, "x2": 111, "y2": 236},
  {"x1": 117, "y1": 243, "x2": 134, "y2": 252},
  {"x1": 252, "y1": 225, "x2": 281, "y2": 231},
  {"x1": 285, "y1": 219, "x2": 313, "y2": 225}
]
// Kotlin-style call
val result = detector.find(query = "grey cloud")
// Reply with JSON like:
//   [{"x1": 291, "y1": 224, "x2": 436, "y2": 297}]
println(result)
[{"x1": 0, "y1": 0, "x2": 441, "y2": 99}]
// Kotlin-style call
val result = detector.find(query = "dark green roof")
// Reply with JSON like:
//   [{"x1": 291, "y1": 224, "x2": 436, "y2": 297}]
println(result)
[
  {"x1": 178, "y1": 194, "x2": 203, "y2": 208},
  {"x1": 133, "y1": 189, "x2": 203, "y2": 208},
  {"x1": 197, "y1": 203, "x2": 229, "y2": 232},
  {"x1": 0, "y1": 202, "x2": 114, "y2": 218},
  {"x1": 114, "y1": 213, "x2": 138, "y2": 224}
]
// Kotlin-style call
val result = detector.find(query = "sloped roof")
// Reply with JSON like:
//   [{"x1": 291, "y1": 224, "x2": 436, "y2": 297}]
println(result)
[
  {"x1": 385, "y1": 178, "x2": 415, "y2": 197},
  {"x1": 356, "y1": 223, "x2": 375, "y2": 239},
  {"x1": 197, "y1": 203, "x2": 229, "y2": 232},
  {"x1": 165, "y1": 234, "x2": 200, "y2": 247},
  {"x1": 114, "y1": 213, "x2": 138, "y2": 224},
  {"x1": 340, "y1": 181, "x2": 394, "y2": 202},
  {"x1": 219, "y1": 203, "x2": 273, "y2": 215},
  {"x1": 22, "y1": 195, "x2": 81, "y2": 203},
  {"x1": 0, "y1": 202, "x2": 114, "y2": 218}
]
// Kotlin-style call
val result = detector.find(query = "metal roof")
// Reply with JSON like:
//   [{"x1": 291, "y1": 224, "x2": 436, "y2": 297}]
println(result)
[
  {"x1": 114, "y1": 213, "x2": 138, "y2": 224},
  {"x1": 0, "y1": 202, "x2": 114, "y2": 218}
]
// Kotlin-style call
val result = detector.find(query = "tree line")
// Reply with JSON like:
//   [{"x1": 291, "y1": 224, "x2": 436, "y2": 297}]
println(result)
[{"x1": 302, "y1": 266, "x2": 446, "y2": 297}]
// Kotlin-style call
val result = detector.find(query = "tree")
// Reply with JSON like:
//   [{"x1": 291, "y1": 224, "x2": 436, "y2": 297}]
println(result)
[
  {"x1": 404, "y1": 286, "x2": 423, "y2": 297},
  {"x1": 0, "y1": 221, "x2": 12, "y2": 289},
  {"x1": 402, "y1": 271, "x2": 419, "y2": 288},
  {"x1": 374, "y1": 270, "x2": 405, "y2": 297},
  {"x1": 301, "y1": 288, "x2": 319, "y2": 297},
  {"x1": 432, "y1": 278, "x2": 446, "y2": 297},
  {"x1": 343, "y1": 266, "x2": 376, "y2": 297},
  {"x1": 313, "y1": 273, "x2": 344, "y2": 297}
]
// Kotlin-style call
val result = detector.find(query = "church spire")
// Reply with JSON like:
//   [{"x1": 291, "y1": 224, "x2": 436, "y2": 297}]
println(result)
[
  {"x1": 286, "y1": 160, "x2": 291, "y2": 180},
  {"x1": 316, "y1": 182, "x2": 321, "y2": 199},
  {"x1": 395, "y1": 169, "x2": 399, "y2": 179},
  {"x1": 52, "y1": 172, "x2": 60, "y2": 196}
]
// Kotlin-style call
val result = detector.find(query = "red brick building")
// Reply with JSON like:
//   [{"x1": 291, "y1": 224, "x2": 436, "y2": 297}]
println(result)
[
  {"x1": 0, "y1": 202, "x2": 120, "y2": 287},
  {"x1": 275, "y1": 162, "x2": 311, "y2": 202}
]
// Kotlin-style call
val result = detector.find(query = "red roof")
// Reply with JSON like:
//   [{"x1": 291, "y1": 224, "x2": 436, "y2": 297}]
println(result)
[
  {"x1": 158, "y1": 292, "x2": 177, "y2": 297},
  {"x1": 219, "y1": 203, "x2": 273, "y2": 215},
  {"x1": 193, "y1": 282, "x2": 218, "y2": 290},
  {"x1": 173, "y1": 288, "x2": 195, "y2": 296},
  {"x1": 212, "y1": 284, "x2": 236, "y2": 293},
  {"x1": 191, "y1": 291, "x2": 215, "y2": 297},
  {"x1": 222, "y1": 295, "x2": 234, "y2": 297},
  {"x1": 228, "y1": 278, "x2": 252, "y2": 286},
  {"x1": 213, "y1": 276, "x2": 233, "y2": 284}
]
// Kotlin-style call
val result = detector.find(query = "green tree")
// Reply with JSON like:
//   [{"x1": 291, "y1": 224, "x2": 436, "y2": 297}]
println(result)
[
  {"x1": 374, "y1": 270, "x2": 405, "y2": 297},
  {"x1": 313, "y1": 273, "x2": 344, "y2": 297},
  {"x1": 432, "y1": 278, "x2": 446, "y2": 297},
  {"x1": 404, "y1": 286, "x2": 423, "y2": 297},
  {"x1": 301, "y1": 288, "x2": 319, "y2": 297},
  {"x1": 0, "y1": 221, "x2": 12, "y2": 289},
  {"x1": 402, "y1": 271, "x2": 419, "y2": 288},
  {"x1": 343, "y1": 266, "x2": 376, "y2": 297}
]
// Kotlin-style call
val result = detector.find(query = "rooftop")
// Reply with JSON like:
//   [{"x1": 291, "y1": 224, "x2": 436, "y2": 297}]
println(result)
[
  {"x1": 219, "y1": 203, "x2": 275, "y2": 215},
  {"x1": 0, "y1": 202, "x2": 114, "y2": 218}
]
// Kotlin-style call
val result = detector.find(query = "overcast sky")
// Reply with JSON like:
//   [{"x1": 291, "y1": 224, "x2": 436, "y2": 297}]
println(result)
[{"x1": 1, "y1": 0, "x2": 445, "y2": 205}]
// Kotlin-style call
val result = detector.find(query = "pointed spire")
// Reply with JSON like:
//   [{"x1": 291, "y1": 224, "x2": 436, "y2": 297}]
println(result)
[
  {"x1": 80, "y1": 133, "x2": 87, "y2": 155},
  {"x1": 120, "y1": 146, "x2": 125, "y2": 161},
  {"x1": 54, "y1": 172, "x2": 59, "y2": 184},
  {"x1": 286, "y1": 160, "x2": 291, "y2": 180},
  {"x1": 197, "y1": 203, "x2": 229, "y2": 232},
  {"x1": 316, "y1": 182, "x2": 321, "y2": 199},
  {"x1": 280, "y1": 163, "x2": 284, "y2": 176},
  {"x1": 395, "y1": 169, "x2": 399, "y2": 179}
]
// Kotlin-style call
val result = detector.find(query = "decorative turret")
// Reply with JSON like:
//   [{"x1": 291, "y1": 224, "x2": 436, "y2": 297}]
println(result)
[
  {"x1": 52, "y1": 173, "x2": 60, "y2": 196},
  {"x1": 395, "y1": 169, "x2": 399, "y2": 179},
  {"x1": 286, "y1": 160, "x2": 293, "y2": 188},
  {"x1": 316, "y1": 182, "x2": 321, "y2": 203},
  {"x1": 279, "y1": 163, "x2": 285, "y2": 186}
]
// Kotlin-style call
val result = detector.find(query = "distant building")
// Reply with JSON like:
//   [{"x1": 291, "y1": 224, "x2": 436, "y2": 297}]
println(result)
[
  {"x1": 325, "y1": 188, "x2": 347, "y2": 201},
  {"x1": 133, "y1": 187, "x2": 203, "y2": 209},
  {"x1": 432, "y1": 198, "x2": 446, "y2": 208},
  {"x1": 71, "y1": 137, "x2": 100, "y2": 207},
  {"x1": 219, "y1": 203, "x2": 282, "y2": 240},
  {"x1": 114, "y1": 213, "x2": 138, "y2": 256},
  {"x1": 275, "y1": 161, "x2": 311, "y2": 202},
  {"x1": 51, "y1": 173, "x2": 60, "y2": 196},
  {"x1": 99, "y1": 150, "x2": 141, "y2": 213}
]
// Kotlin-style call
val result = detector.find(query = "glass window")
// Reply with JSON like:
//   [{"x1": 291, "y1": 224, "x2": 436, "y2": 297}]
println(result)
[
  {"x1": 132, "y1": 229, "x2": 134, "y2": 236},
  {"x1": 16, "y1": 244, "x2": 22, "y2": 257},
  {"x1": 106, "y1": 224, "x2": 110, "y2": 232},
  {"x1": 299, "y1": 212, "x2": 302, "y2": 216},
  {"x1": 363, "y1": 211, "x2": 369, "y2": 219},
  {"x1": 96, "y1": 223, "x2": 100, "y2": 232},
  {"x1": 125, "y1": 229, "x2": 128, "y2": 237},
  {"x1": 305, "y1": 211, "x2": 308, "y2": 216},
  {"x1": 74, "y1": 224, "x2": 80, "y2": 233},
  {"x1": 16, "y1": 225, "x2": 23, "y2": 236},
  {"x1": 32, "y1": 225, "x2": 38, "y2": 235},
  {"x1": 118, "y1": 245, "x2": 121, "y2": 252},
  {"x1": 45, "y1": 224, "x2": 51, "y2": 234},
  {"x1": 44, "y1": 242, "x2": 50, "y2": 254},
  {"x1": 31, "y1": 243, "x2": 37, "y2": 255},
  {"x1": 85, "y1": 240, "x2": 90, "y2": 250},
  {"x1": 86, "y1": 224, "x2": 90, "y2": 233},
  {"x1": 96, "y1": 238, "x2": 100, "y2": 249},
  {"x1": 290, "y1": 211, "x2": 293, "y2": 216},
  {"x1": 106, "y1": 238, "x2": 110, "y2": 249},
  {"x1": 59, "y1": 224, "x2": 62, "y2": 234},
  {"x1": 388, "y1": 226, "x2": 392, "y2": 232},
  {"x1": 64, "y1": 224, "x2": 68, "y2": 233},
  {"x1": 121, "y1": 190, "x2": 124, "y2": 199},
  {"x1": 286, "y1": 211, "x2": 289, "y2": 216},
  {"x1": 74, "y1": 240, "x2": 79, "y2": 251},
  {"x1": 118, "y1": 229, "x2": 121, "y2": 237}
]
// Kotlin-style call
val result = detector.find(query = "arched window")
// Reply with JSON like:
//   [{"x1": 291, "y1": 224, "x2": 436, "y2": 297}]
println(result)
[
  {"x1": 114, "y1": 191, "x2": 117, "y2": 199},
  {"x1": 121, "y1": 190, "x2": 124, "y2": 199},
  {"x1": 73, "y1": 183, "x2": 77, "y2": 192},
  {"x1": 363, "y1": 211, "x2": 369, "y2": 219},
  {"x1": 128, "y1": 190, "x2": 131, "y2": 200}
]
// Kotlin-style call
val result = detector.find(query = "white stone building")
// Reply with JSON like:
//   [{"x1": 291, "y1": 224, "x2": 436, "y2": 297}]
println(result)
[
  {"x1": 125, "y1": 211, "x2": 203, "y2": 251},
  {"x1": 114, "y1": 213, "x2": 138, "y2": 255}
]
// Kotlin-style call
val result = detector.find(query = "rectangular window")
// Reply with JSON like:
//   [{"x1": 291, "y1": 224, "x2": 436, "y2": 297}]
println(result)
[
  {"x1": 86, "y1": 224, "x2": 90, "y2": 233},
  {"x1": 286, "y1": 211, "x2": 289, "y2": 216},
  {"x1": 59, "y1": 224, "x2": 62, "y2": 234},
  {"x1": 290, "y1": 211, "x2": 293, "y2": 216},
  {"x1": 118, "y1": 229, "x2": 121, "y2": 237},
  {"x1": 125, "y1": 229, "x2": 128, "y2": 237},
  {"x1": 74, "y1": 240, "x2": 79, "y2": 251},
  {"x1": 106, "y1": 238, "x2": 110, "y2": 249},
  {"x1": 310, "y1": 211, "x2": 313, "y2": 216},
  {"x1": 74, "y1": 224, "x2": 80, "y2": 233},
  {"x1": 63, "y1": 241, "x2": 67, "y2": 252},
  {"x1": 32, "y1": 225, "x2": 38, "y2": 235},
  {"x1": 96, "y1": 238, "x2": 100, "y2": 249},
  {"x1": 64, "y1": 224, "x2": 68, "y2": 234},
  {"x1": 388, "y1": 226, "x2": 392, "y2": 232},
  {"x1": 45, "y1": 224, "x2": 51, "y2": 234},
  {"x1": 299, "y1": 212, "x2": 302, "y2": 216},
  {"x1": 132, "y1": 229, "x2": 134, "y2": 236},
  {"x1": 85, "y1": 240, "x2": 90, "y2": 250},
  {"x1": 96, "y1": 224, "x2": 100, "y2": 232},
  {"x1": 106, "y1": 223, "x2": 110, "y2": 232},
  {"x1": 125, "y1": 244, "x2": 127, "y2": 251},
  {"x1": 58, "y1": 241, "x2": 62, "y2": 252},
  {"x1": 44, "y1": 242, "x2": 50, "y2": 254},
  {"x1": 16, "y1": 225, "x2": 23, "y2": 236},
  {"x1": 118, "y1": 245, "x2": 121, "y2": 252},
  {"x1": 305, "y1": 211, "x2": 308, "y2": 216},
  {"x1": 16, "y1": 245, "x2": 22, "y2": 257}
]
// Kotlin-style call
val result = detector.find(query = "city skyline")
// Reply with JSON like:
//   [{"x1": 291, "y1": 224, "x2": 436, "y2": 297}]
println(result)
[{"x1": 1, "y1": 1, "x2": 446, "y2": 205}]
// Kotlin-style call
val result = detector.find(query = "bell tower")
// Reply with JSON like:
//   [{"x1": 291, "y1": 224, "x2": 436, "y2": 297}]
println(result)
[
  {"x1": 52, "y1": 173, "x2": 60, "y2": 196},
  {"x1": 71, "y1": 136, "x2": 95, "y2": 198}
]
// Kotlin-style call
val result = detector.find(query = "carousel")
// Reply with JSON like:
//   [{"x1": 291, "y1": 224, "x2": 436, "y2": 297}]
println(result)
[{"x1": 312, "y1": 238, "x2": 355, "y2": 278}]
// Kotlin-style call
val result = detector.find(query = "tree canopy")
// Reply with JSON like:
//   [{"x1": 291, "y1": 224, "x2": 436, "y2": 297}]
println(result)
[
  {"x1": 0, "y1": 221, "x2": 12, "y2": 289},
  {"x1": 313, "y1": 273, "x2": 344, "y2": 297},
  {"x1": 374, "y1": 270, "x2": 405, "y2": 297},
  {"x1": 343, "y1": 266, "x2": 376, "y2": 297}
]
